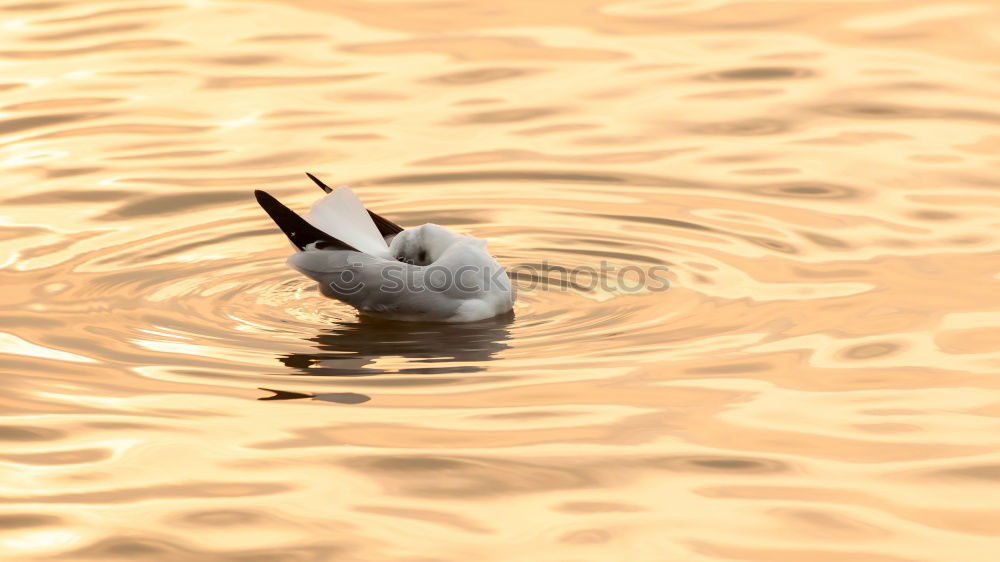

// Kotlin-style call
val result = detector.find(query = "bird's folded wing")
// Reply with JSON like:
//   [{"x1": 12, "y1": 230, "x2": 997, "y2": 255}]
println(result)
[
  {"x1": 306, "y1": 187, "x2": 393, "y2": 259},
  {"x1": 287, "y1": 251, "x2": 463, "y2": 318},
  {"x1": 305, "y1": 173, "x2": 404, "y2": 238},
  {"x1": 254, "y1": 190, "x2": 359, "y2": 252}
]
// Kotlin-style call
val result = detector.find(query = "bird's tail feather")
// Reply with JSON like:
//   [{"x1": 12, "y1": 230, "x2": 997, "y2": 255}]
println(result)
[
  {"x1": 253, "y1": 190, "x2": 358, "y2": 252},
  {"x1": 306, "y1": 185, "x2": 393, "y2": 259},
  {"x1": 305, "y1": 172, "x2": 404, "y2": 238}
]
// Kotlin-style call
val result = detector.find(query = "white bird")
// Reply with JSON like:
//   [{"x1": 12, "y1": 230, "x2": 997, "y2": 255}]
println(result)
[{"x1": 254, "y1": 173, "x2": 515, "y2": 322}]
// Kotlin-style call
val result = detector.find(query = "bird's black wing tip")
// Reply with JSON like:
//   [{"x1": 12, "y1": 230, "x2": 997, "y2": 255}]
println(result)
[
  {"x1": 303, "y1": 173, "x2": 403, "y2": 236},
  {"x1": 253, "y1": 189, "x2": 276, "y2": 204},
  {"x1": 252, "y1": 188, "x2": 359, "y2": 253},
  {"x1": 305, "y1": 172, "x2": 333, "y2": 193},
  {"x1": 368, "y1": 210, "x2": 405, "y2": 236}
]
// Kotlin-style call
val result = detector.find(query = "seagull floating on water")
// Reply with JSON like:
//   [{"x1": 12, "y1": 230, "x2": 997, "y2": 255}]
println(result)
[{"x1": 254, "y1": 174, "x2": 514, "y2": 322}]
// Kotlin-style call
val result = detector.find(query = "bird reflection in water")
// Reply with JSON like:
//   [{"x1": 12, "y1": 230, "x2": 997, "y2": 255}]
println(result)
[{"x1": 258, "y1": 313, "x2": 513, "y2": 402}]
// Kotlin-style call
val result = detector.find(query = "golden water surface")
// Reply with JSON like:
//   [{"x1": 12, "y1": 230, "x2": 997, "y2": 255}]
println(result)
[{"x1": 2, "y1": 0, "x2": 999, "y2": 560}]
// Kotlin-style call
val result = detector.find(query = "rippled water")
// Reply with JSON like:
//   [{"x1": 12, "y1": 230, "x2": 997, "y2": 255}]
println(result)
[{"x1": 2, "y1": 0, "x2": 999, "y2": 560}]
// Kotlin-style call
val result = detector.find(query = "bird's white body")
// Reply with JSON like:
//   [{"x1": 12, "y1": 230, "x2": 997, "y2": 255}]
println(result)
[{"x1": 279, "y1": 186, "x2": 514, "y2": 322}]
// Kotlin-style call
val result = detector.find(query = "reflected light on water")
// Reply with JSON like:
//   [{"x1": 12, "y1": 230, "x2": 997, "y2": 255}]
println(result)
[{"x1": 1, "y1": 0, "x2": 999, "y2": 560}]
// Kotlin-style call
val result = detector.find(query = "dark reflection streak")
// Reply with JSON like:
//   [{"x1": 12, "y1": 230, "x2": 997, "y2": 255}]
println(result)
[
  {"x1": 425, "y1": 67, "x2": 539, "y2": 85},
  {"x1": 258, "y1": 388, "x2": 312, "y2": 401},
  {"x1": 535, "y1": 247, "x2": 669, "y2": 265},
  {"x1": 646, "y1": 455, "x2": 788, "y2": 473},
  {"x1": 698, "y1": 66, "x2": 815, "y2": 81},
  {"x1": 688, "y1": 118, "x2": 790, "y2": 136},
  {"x1": 799, "y1": 231, "x2": 851, "y2": 248},
  {"x1": 1, "y1": 2, "x2": 63, "y2": 11},
  {"x1": 928, "y1": 464, "x2": 1000, "y2": 482},
  {"x1": 748, "y1": 182, "x2": 860, "y2": 200},
  {"x1": 4, "y1": 189, "x2": 138, "y2": 205},
  {"x1": 244, "y1": 33, "x2": 329, "y2": 42},
  {"x1": 258, "y1": 388, "x2": 371, "y2": 404},
  {"x1": 744, "y1": 236, "x2": 798, "y2": 254},
  {"x1": 99, "y1": 191, "x2": 249, "y2": 220},
  {"x1": 37, "y1": 6, "x2": 176, "y2": 24},
  {"x1": 0, "y1": 112, "x2": 105, "y2": 135},
  {"x1": 815, "y1": 102, "x2": 1000, "y2": 123},
  {"x1": 27, "y1": 22, "x2": 148, "y2": 42},
  {"x1": 453, "y1": 107, "x2": 562, "y2": 124},
  {"x1": 0, "y1": 425, "x2": 64, "y2": 441},
  {"x1": 568, "y1": 236, "x2": 635, "y2": 249},
  {"x1": 69, "y1": 536, "x2": 344, "y2": 561},
  {"x1": 0, "y1": 482, "x2": 292, "y2": 503},
  {"x1": 0, "y1": 514, "x2": 62, "y2": 529},
  {"x1": 589, "y1": 213, "x2": 714, "y2": 232},
  {"x1": 273, "y1": 315, "x2": 513, "y2": 377},
  {"x1": 0, "y1": 39, "x2": 185, "y2": 59},
  {"x1": 590, "y1": 213, "x2": 799, "y2": 254},
  {"x1": 201, "y1": 54, "x2": 281, "y2": 66},
  {"x1": 339, "y1": 453, "x2": 790, "y2": 499},
  {"x1": 203, "y1": 73, "x2": 376, "y2": 89},
  {"x1": 361, "y1": 169, "x2": 709, "y2": 188},
  {"x1": 44, "y1": 166, "x2": 102, "y2": 178}
]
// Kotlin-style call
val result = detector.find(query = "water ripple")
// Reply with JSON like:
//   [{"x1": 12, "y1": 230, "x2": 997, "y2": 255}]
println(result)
[{"x1": 1, "y1": 0, "x2": 998, "y2": 560}]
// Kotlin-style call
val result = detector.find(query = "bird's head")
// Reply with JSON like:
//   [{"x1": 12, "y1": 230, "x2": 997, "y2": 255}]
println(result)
[{"x1": 390, "y1": 223, "x2": 472, "y2": 266}]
